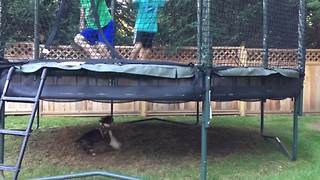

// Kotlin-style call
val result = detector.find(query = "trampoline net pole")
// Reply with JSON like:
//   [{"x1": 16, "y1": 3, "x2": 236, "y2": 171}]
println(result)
[
  {"x1": 262, "y1": 0, "x2": 269, "y2": 68},
  {"x1": 0, "y1": 0, "x2": 4, "y2": 58},
  {"x1": 297, "y1": 0, "x2": 306, "y2": 116},
  {"x1": 33, "y1": 0, "x2": 40, "y2": 60},
  {"x1": 197, "y1": 0, "x2": 203, "y2": 64},
  {"x1": 200, "y1": 0, "x2": 213, "y2": 67},
  {"x1": 298, "y1": 0, "x2": 306, "y2": 75},
  {"x1": 199, "y1": 0, "x2": 212, "y2": 179}
]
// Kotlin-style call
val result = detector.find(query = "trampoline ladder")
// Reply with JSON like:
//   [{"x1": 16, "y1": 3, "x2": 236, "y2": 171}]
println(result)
[{"x1": 0, "y1": 67, "x2": 48, "y2": 180}]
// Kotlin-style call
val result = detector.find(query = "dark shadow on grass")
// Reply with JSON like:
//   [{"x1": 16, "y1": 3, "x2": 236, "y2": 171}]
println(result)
[{"x1": 26, "y1": 122, "x2": 276, "y2": 169}]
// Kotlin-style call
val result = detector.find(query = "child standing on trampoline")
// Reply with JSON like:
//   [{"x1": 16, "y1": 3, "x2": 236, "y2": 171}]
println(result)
[
  {"x1": 127, "y1": 0, "x2": 169, "y2": 60},
  {"x1": 74, "y1": 0, "x2": 114, "y2": 59}
]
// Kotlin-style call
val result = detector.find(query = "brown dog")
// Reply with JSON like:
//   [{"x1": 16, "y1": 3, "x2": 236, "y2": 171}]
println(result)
[{"x1": 77, "y1": 116, "x2": 121, "y2": 155}]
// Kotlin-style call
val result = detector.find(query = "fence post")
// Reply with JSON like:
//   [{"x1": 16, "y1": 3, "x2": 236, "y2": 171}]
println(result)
[
  {"x1": 139, "y1": 101, "x2": 148, "y2": 117},
  {"x1": 239, "y1": 101, "x2": 247, "y2": 116},
  {"x1": 239, "y1": 42, "x2": 247, "y2": 67}
]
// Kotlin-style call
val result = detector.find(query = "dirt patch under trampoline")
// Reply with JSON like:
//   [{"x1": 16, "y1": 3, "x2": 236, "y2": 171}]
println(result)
[{"x1": 23, "y1": 121, "x2": 274, "y2": 170}]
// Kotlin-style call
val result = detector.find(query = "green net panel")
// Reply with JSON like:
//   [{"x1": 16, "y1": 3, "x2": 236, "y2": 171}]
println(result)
[
  {"x1": 0, "y1": 0, "x2": 35, "y2": 60},
  {"x1": 0, "y1": 0, "x2": 302, "y2": 69},
  {"x1": 210, "y1": 0, "x2": 300, "y2": 68}
]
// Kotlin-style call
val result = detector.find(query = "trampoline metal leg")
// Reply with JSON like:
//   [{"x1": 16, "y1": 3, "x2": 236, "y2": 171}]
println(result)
[
  {"x1": 260, "y1": 101, "x2": 265, "y2": 136},
  {"x1": 126, "y1": 117, "x2": 199, "y2": 126},
  {"x1": 36, "y1": 105, "x2": 40, "y2": 129},
  {"x1": 111, "y1": 100, "x2": 114, "y2": 117},
  {"x1": 0, "y1": 104, "x2": 5, "y2": 179},
  {"x1": 196, "y1": 101, "x2": 200, "y2": 125},
  {"x1": 260, "y1": 97, "x2": 299, "y2": 161},
  {"x1": 126, "y1": 102, "x2": 200, "y2": 126},
  {"x1": 200, "y1": 74, "x2": 211, "y2": 180},
  {"x1": 292, "y1": 95, "x2": 299, "y2": 160}
]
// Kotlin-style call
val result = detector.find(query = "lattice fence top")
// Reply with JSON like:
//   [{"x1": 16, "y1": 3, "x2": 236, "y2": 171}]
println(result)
[
  {"x1": 306, "y1": 49, "x2": 320, "y2": 63},
  {"x1": 4, "y1": 42, "x2": 34, "y2": 60},
  {"x1": 3, "y1": 42, "x2": 313, "y2": 69}
]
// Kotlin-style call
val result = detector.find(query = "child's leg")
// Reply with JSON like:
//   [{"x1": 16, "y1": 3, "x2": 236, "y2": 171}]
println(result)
[
  {"x1": 140, "y1": 48, "x2": 152, "y2": 59},
  {"x1": 74, "y1": 34, "x2": 91, "y2": 48},
  {"x1": 98, "y1": 20, "x2": 115, "y2": 46},
  {"x1": 74, "y1": 29, "x2": 102, "y2": 59},
  {"x1": 130, "y1": 43, "x2": 143, "y2": 59},
  {"x1": 94, "y1": 43, "x2": 110, "y2": 58},
  {"x1": 139, "y1": 32, "x2": 154, "y2": 60},
  {"x1": 129, "y1": 31, "x2": 145, "y2": 59},
  {"x1": 96, "y1": 21, "x2": 115, "y2": 58}
]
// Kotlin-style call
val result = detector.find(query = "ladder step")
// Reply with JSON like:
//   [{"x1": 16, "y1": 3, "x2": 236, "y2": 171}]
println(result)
[
  {"x1": 0, "y1": 164, "x2": 17, "y2": 172},
  {"x1": 0, "y1": 129, "x2": 28, "y2": 136},
  {"x1": 2, "y1": 96, "x2": 36, "y2": 103}
]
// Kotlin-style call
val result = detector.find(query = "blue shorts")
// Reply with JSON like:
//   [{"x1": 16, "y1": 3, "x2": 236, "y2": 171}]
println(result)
[{"x1": 80, "y1": 20, "x2": 114, "y2": 46}]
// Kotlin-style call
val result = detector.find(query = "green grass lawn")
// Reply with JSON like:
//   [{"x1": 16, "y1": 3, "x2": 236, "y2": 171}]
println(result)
[{"x1": 2, "y1": 115, "x2": 320, "y2": 180}]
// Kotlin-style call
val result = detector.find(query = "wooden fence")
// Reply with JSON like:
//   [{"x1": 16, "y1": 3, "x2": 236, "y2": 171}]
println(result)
[{"x1": 3, "y1": 43, "x2": 320, "y2": 116}]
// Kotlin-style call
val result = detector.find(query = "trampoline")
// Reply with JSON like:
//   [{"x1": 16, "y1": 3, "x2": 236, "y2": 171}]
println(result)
[
  {"x1": 0, "y1": 0, "x2": 306, "y2": 180},
  {"x1": 0, "y1": 59, "x2": 301, "y2": 102}
]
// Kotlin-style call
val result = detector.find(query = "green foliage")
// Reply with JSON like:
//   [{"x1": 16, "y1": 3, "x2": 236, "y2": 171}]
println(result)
[
  {"x1": 113, "y1": 0, "x2": 136, "y2": 45},
  {"x1": 0, "y1": 0, "x2": 318, "y2": 49},
  {"x1": 158, "y1": 0, "x2": 197, "y2": 47},
  {"x1": 45, "y1": 0, "x2": 80, "y2": 45},
  {"x1": 2, "y1": 0, "x2": 34, "y2": 42},
  {"x1": 1, "y1": 0, "x2": 80, "y2": 45},
  {"x1": 307, "y1": 0, "x2": 320, "y2": 48},
  {"x1": 211, "y1": 0, "x2": 262, "y2": 47},
  {"x1": 113, "y1": 0, "x2": 198, "y2": 47}
]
